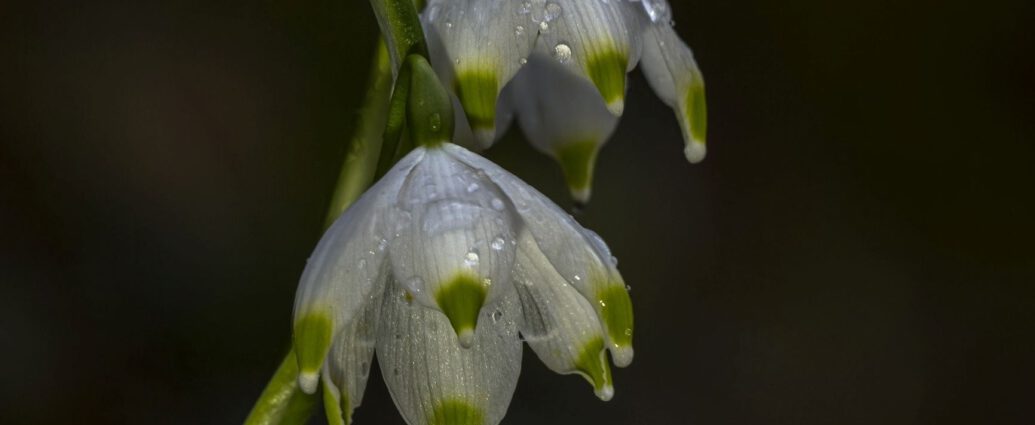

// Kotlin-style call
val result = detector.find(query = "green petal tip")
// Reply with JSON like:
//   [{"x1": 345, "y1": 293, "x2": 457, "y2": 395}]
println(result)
[{"x1": 434, "y1": 274, "x2": 488, "y2": 348}]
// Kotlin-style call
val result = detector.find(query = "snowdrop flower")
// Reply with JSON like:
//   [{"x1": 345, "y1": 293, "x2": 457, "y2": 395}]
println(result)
[
  {"x1": 293, "y1": 142, "x2": 634, "y2": 424},
  {"x1": 422, "y1": 0, "x2": 707, "y2": 201}
]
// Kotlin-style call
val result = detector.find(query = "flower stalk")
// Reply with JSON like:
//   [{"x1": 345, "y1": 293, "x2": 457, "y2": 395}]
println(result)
[{"x1": 245, "y1": 0, "x2": 452, "y2": 423}]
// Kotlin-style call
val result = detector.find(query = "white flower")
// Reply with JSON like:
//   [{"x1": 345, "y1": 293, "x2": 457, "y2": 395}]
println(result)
[
  {"x1": 293, "y1": 143, "x2": 634, "y2": 425},
  {"x1": 422, "y1": 0, "x2": 707, "y2": 202}
]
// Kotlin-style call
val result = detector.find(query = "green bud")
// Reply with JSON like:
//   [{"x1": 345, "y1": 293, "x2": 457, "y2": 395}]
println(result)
[{"x1": 406, "y1": 55, "x2": 454, "y2": 148}]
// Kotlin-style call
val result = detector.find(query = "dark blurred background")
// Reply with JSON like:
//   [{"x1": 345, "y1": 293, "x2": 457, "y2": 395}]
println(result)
[{"x1": 2, "y1": 1, "x2": 1034, "y2": 424}]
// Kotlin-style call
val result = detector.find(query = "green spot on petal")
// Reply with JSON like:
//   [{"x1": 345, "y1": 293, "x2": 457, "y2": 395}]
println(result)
[
  {"x1": 429, "y1": 398, "x2": 484, "y2": 425},
  {"x1": 586, "y1": 50, "x2": 628, "y2": 114},
  {"x1": 434, "y1": 274, "x2": 487, "y2": 346},
  {"x1": 454, "y1": 70, "x2": 498, "y2": 133},
  {"x1": 684, "y1": 79, "x2": 707, "y2": 149},
  {"x1": 554, "y1": 139, "x2": 600, "y2": 203},
  {"x1": 597, "y1": 284, "x2": 633, "y2": 349},
  {"x1": 574, "y1": 337, "x2": 614, "y2": 400},
  {"x1": 294, "y1": 313, "x2": 333, "y2": 377}
]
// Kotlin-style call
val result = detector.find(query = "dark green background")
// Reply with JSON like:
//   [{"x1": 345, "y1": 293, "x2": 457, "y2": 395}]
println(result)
[{"x1": 2, "y1": 1, "x2": 1033, "y2": 424}]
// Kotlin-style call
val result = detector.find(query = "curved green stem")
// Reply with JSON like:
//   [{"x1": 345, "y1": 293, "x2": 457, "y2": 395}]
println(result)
[
  {"x1": 324, "y1": 39, "x2": 393, "y2": 228},
  {"x1": 245, "y1": 41, "x2": 393, "y2": 425},
  {"x1": 243, "y1": 348, "x2": 318, "y2": 425},
  {"x1": 368, "y1": 0, "x2": 429, "y2": 72}
]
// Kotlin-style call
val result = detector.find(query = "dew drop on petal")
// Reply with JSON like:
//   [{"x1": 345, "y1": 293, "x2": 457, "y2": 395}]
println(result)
[
  {"x1": 490, "y1": 198, "x2": 505, "y2": 210},
  {"x1": 543, "y1": 2, "x2": 562, "y2": 21},
  {"x1": 466, "y1": 182, "x2": 480, "y2": 193},
  {"x1": 491, "y1": 237, "x2": 506, "y2": 251},
  {"x1": 624, "y1": 328, "x2": 633, "y2": 336},
  {"x1": 464, "y1": 250, "x2": 480, "y2": 267},
  {"x1": 519, "y1": 57, "x2": 527, "y2": 65},
  {"x1": 491, "y1": 309, "x2": 503, "y2": 323},
  {"x1": 573, "y1": 274, "x2": 582, "y2": 282},
  {"x1": 538, "y1": 20, "x2": 549, "y2": 32},
  {"x1": 404, "y1": 276, "x2": 425, "y2": 293},
  {"x1": 357, "y1": 258, "x2": 367, "y2": 270},
  {"x1": 429, "y1": 112, "x2": 441, "y2": 131},
  {"x1": 514, "y1": 25, "x2": 525, "y2": 36},
  {"x1": 553, "y1": 43, "x2": 572, "y2": 63}
]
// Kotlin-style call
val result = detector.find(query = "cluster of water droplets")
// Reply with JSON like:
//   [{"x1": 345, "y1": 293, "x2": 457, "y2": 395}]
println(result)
[{"x1": 629, "y1": 0, "x2": 673, "y2": 24}]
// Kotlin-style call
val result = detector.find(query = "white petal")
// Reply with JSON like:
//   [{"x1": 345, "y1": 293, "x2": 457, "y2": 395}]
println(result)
[
  {"x1": 444, "y1": 144, "x2": 634, "y2": 366},
  {"x1": 387, "y1": 148, "x2": 520, "y2": 346},
  {"x1": 292, "y1": 149, "x2": 425, "y2": 393},
  {"x1": 513, "y1": 231, "x2": 615, "y2": 400},
  {"x1": 423, "y1": 0, "x2": 538, "y2": 145},
  {"x1": 320, "y1": 284, "x2": 384, "y2": 425},
  {"x1": 377, "y1": 279, "x2": 522, "y2": 425},
  {"x1": 510, "y1": 53, "x2": 618, "y2": 203},
  {"x1": 639, "y1": 22, "x2": 707, "y2": 163},
  {"x1": 531, "y1": 0, "x2": 644, "y2": 115}
]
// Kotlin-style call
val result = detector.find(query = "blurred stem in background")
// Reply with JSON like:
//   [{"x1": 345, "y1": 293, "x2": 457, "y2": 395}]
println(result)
[
  {"x1": 244, "y1": 0, "x2": 430, "y2": 423},
  {"x1": 323, "y1": 40, "x2": 392, "y2": 228}
]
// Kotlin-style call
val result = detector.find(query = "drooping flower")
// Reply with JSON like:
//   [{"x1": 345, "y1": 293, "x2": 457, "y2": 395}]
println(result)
[
  {"x1": 293, "y1": 142, "x2": 634, "y2": 425},
  {"x1": 422, "y1": 0, "x2": 707, "y2": 202}
]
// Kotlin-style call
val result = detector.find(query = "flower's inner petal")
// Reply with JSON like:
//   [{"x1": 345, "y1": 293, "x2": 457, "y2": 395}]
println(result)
[
  {"x1": 376, "y1": 279, "x2": 522, "y2": 425},
  {"x1": 639, "y1": 22, "x2": 707, "y2": 163},
  {"x1": 423, "y1": 0, "x2": 538, "y2": 145},
  {"x1": 510, "y1": 53, "x2": 619, "y2": 204},
  {"x1": 531, "y1": 0, "x2": 644, "y2": 115},
  {"x1": 444, "y1": 144, "x2": 634, "y2": 366},
  {"x1": 388, "y1": 149, "x2": 520, "y2": 347},
  {"x1": 292, "y1": 149, "x2": 426, "y2": 392},
  {"x1": 320, "y1": 274, "x2": 386, "y2": 425},
  {"x1": 513, "y1": 231, "x2": 615, "y2": 400}
]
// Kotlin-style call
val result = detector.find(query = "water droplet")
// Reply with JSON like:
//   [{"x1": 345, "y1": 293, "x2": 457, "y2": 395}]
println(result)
[
  {"x1": 454, "y1": 58, "x2": 461, "y2": 65},
  {"x1": 405, "y1": 276, "x2": 425, "y2": 293},
  {"x1": 429, "y1": 112, "x2": 441, "y2": 131},
  {"x1": 491, "y1": 309, "x2": 503, "y2": 322},
  {"x1": 625, "y1": 284, "x2": 632, "y2": 292},
  {"x1": 519, "y1": 57, "x2": 527, "y2": 65},
  {"x1": 538, "y1": 20, "x2": 549, "y2": 32},
  {"x1": 491, "y1": 237, "x2": 506, "y2": 250},
  {"x1": 491, "y1": 198, "x2": 505, "y2": 210},
  {"x1": 514, "y1": 25, "x2": 525, "y2": 36},
  {"x1": 464, "y1": 250, "x2": 480, "y2": 267},
  {"x1": 517, "y1": 1, "x2": 532, "y2": 15},
  {"x1": 482, "y1": 277, "x2": 493, "y2": 287},
  {"x1": 599, "y1": 299, "x2": 607, "y2": 307},
  {"x1": 467, "y1": 182, "x2": 480, "y2": 193},
  {"x1": 553, "y1": 43, "x2": 572, "y2": 63},
  {"x1": 445, "y1": 21, "x2": 453, "y2": 28},
  {"x1": 544, "y1": 2, "x2": 562, "y2": 21},
  {"x1": 611, "y1": 255, "x2": 619, "y2": 266},
  {"x1": 357, "y1": 258, "x2": 367, "y2": 270},
  {"x1": 639, "y1": 0, "x2": 672, "y2": 23},
  {"x1": 573, "y1": 274, "x2": 582, "y2": 281},
  {"x1": 624, "y1": 328, "x2": 633, "y2": 336},
  {"x1": 378, "y1": 238, "x2": 389, "y2": 252}
]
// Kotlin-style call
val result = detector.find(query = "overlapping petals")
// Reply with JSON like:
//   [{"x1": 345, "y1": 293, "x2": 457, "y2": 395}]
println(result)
[
  {"x1": 293, "y1": 143, "x2": 634, "y2": 424},
  {"x1": 422, "y1": 0, "x2": 707, "y2": 202}
]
